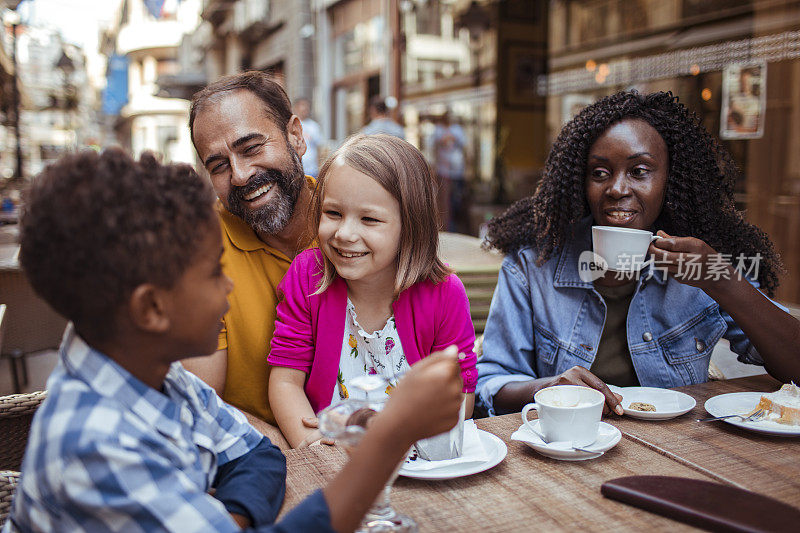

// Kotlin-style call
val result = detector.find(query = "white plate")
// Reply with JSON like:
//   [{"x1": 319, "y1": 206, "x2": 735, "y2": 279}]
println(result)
[
  {"x1": 511, "y1": 420, "x2": 621, "y2": 461},
  {"x1": 608, "y1": 385, "x2": 696, "y2": 420},
  {"x1": 704, "y1": 392, "x2": 800, "y2": 436},
  {"x1": 399, "y1": 429, "x2": 507, "y2": 480}
]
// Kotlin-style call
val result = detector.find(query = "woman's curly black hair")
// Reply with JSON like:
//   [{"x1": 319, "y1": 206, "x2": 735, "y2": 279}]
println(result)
[{"x1": 487, "y1": 90, "x2": 784, "y2": 296}]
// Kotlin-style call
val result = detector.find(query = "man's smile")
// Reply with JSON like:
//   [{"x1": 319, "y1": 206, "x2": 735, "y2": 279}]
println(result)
[{"x1": 243, "y1": 183, "x2": 274, "y2": 202}]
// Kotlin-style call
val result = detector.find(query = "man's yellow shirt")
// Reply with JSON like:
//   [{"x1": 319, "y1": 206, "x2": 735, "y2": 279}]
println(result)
[{"x1": 215, "y1": 178, "x2": 314, "y2": 424}]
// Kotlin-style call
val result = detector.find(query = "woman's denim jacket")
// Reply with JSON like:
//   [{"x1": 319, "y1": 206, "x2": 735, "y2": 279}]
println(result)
[{"x1": 477, "y1": 218, "x2": 778, "y2": 415}]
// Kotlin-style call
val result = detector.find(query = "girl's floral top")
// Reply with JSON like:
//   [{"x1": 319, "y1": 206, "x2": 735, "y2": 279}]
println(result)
[{"x1": 334, "y1": 298, "x2": 409, "y2": 404}]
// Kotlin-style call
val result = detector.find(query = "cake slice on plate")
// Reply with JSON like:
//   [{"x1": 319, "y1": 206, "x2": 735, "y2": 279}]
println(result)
[{"x1": 754, "y1": 383, "x2": 800, "y2": 425}]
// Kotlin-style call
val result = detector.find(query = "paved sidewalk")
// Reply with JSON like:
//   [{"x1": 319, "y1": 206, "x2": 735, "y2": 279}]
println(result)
[{"x1": 438, "y1": 232, "x2": 503, "y2": 271}]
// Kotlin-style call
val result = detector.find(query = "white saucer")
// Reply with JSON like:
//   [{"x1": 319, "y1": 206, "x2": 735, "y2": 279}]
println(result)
[
  {"x1": 398, "y1": 429, "x2": 507, "y2": 480},
  {"x1": 608, "y1": 385, "x2": 696, "y2": 420},
  {"x1": 511, "y1": 420, "x2": 621, "y2": 461},
  {"x1": 704, "y1": 392, "x2": 800, "y2": 436}
]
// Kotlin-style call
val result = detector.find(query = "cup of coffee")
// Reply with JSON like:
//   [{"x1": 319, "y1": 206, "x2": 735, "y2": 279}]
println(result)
[
  {"x1": 521, "y1": 385, "x2": 604, "y2": 447},
  {"x1": 591, "y1": 226, "x2": 661, "y2": 272}
]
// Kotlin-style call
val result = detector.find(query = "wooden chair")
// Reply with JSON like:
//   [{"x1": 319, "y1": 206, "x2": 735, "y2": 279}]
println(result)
[
  {"x1": 0, "y1": 266, "x2": 67, "y2": 393},
  {"x1": 437, "y1": 231, "x2": 502, "y2": 336},
  {"x1": 458, "y1": 265, "x2": 499, "y2": 336},
  {"x1": 0, "y1": 226, "x2": 17, "y2": 245},
  {"x1": 0, "y1": 304, "x2": 5, "y2": 362},
  {"x1": 0, "y1": 391, "x2": 46, "y2": 471},
  {"x1": 0, "y1": 470, "x2": 20, "y2": 526}
]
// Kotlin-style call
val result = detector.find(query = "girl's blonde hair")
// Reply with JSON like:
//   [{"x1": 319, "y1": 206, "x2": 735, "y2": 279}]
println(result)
[{"x1": 311, "y1": 133, "x2": 452, "y2": 295}]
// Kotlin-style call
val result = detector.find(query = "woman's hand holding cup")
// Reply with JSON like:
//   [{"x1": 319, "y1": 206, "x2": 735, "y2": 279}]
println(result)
[
  {"x1": 543, "y1": 366, "x2": 624, "y2": 416},
  {"x1": 522, "y1": 385, "x2": 606, "y2": 447},
  {"x1": 648, "y1": 230, "x2": 734, "y2": 291}
]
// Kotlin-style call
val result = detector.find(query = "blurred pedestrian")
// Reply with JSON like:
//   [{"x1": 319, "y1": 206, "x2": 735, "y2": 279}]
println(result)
[
  {"x1": 432, "y1": 112, "x2": 468, "y2": 233},
  {"x1": 361, "y1": 96, "x2": 405, "y2": 139},
  {"x1": 294, "y1": 97, "x2": 323, "y2": 177}
]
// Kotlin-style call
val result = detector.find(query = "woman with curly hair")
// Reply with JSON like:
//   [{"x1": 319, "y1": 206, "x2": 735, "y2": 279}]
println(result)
[{"x1": 476, "y1": 90, "x2": 800, "y2": 416}]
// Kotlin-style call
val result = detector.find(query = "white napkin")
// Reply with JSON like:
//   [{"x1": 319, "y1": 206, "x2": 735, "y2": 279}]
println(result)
[
  {"x1": 511, "y1": 423, "x2": 614, "y2": 451},
  {"x1": 511, "y1": 424, "x2": 551, "y2": 447},
  {"x1": 403, "y1": 421, "x2": 489, "y2": 472}
]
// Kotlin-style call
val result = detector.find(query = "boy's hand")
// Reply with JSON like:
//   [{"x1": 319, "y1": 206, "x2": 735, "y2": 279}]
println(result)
[
  {"x1": 379, "y1": 345, "x2": 463, "y2": 447},
  {"x1": 230, "y1": 513, "x2": 250, "y2": 529},
  {"x1": 321, "y1": 346, "x2": 462, "y2": 533}
]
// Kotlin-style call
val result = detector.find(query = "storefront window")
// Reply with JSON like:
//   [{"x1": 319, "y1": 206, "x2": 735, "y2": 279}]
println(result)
[
  {"x1": 333, "y1": 83, "x2": 365, "y2": 141},
  {"x1": 335, "y1": 16, "x2": 385, "y2": 79},
  {"x1": 402, "y1": 90, "x2": 496, "y2": 187},
  {"x1": 401, "y1": 0, "x2": 471, "y2": 87},
  {"x1": 682, "y1": 0, "x2": 751, "y2": 18},
  {"x1": 551, "y1": 0, "x2": 687, "y2": 52},
  {"x1": 414, "y1": 0, "x2": 445, "y2": 36}
]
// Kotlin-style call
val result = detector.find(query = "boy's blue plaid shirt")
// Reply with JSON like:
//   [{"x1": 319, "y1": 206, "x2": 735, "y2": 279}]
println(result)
[{"x1": 4, "y1": 325, "x2": 331, "y2": 532}]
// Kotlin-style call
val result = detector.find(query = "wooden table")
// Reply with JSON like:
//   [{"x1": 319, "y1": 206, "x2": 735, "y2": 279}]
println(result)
[
  {"x1": 279, "y1": 375, "x2": 798, "y2": 531},
  {"x1": 0, "y1": 212, "x2": 18, "y2": 225},
  {"x1": 614, "y1": 374, "x2": 799, "y2": 507}
]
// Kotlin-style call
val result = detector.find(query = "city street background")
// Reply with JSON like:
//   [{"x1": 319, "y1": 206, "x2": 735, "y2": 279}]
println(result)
[{"x1": 1, "y1": 1, "x2": 799, "y2": 395}]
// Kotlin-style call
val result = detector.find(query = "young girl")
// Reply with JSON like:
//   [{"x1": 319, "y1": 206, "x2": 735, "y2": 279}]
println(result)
[{"x1": 268, "y1": 133, "x2": 477, "y2": 448}]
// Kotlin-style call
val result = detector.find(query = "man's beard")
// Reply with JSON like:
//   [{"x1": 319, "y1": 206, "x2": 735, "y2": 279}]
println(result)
[{"x1": 227, "y1": 144, "x2": 304, "y2": 235}]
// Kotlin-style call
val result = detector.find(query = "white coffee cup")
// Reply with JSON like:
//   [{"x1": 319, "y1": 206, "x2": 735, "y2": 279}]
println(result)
[
  {"x1": 591, "y1": 226, "x2": 661, "y2": 272},
  {"x1": 521, "y1": 385, "x2": 604, "y2": 447}
]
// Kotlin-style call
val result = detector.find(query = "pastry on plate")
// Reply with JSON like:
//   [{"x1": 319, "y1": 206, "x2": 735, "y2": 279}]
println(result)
[
  {"x1": 754, "y1": 383, "x2": 800, "y2": 425},
  {"x1": 629, "y1": 402, "x2": 656, "y2": 412}
]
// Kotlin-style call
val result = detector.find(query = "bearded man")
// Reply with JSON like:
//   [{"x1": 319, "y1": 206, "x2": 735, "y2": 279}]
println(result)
[{"x1": 185, "y1": 72, "x2": 313, "y2": 446}]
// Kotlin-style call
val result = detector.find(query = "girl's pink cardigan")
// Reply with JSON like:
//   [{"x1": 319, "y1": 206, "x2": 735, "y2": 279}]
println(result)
[{"x1": 268, "y1": 248, "x2": 478, "y2": 413}]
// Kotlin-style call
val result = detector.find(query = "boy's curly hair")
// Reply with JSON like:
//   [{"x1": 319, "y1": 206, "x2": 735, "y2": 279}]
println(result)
[
  {"x1": 20, "y1": 148, "x2": 217, "y2": 342},
  {"x1": 487, "y1": 90, "x2": 783, "y2": 296}
]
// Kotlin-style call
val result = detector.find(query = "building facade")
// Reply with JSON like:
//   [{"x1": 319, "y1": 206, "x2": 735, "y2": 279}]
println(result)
[
  {"x1": 1, "y1": 0, "x2": 25, "y2": 181},
  {"x1": 161, "y1": 0, "x2": 800, "y2": 304},
  {"x1": 1, "y1": 22, "x2": 96, "y2": 179},
  {"x1": 398, "y1": 0, "x2": 547, "y2": 232},
  {"x1": 197, "y1": 0, "x2": 314, "y2": 101},
  {"x1": 17, "y1": 29, "x2": 94, "y2": 176},
  {"x1": 101, "y1": 0, "x2": 201, "y2": 163}
]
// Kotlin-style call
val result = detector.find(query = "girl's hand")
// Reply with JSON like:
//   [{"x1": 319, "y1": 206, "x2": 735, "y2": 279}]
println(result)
[
  {"x1": 379, "y1": 345, "x2": 464, "y2": 447},
  {"x1": 648, "y1": 231, "x2": 735, "y2": 291},
  {"x1": 297, "y1": 417, "x2": 334, "y2": 447}
]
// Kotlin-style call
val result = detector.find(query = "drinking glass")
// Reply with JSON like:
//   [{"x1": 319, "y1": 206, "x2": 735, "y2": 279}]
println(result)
[{"x1": 318, "y1": 374, "x2": 417, "y2": 533}]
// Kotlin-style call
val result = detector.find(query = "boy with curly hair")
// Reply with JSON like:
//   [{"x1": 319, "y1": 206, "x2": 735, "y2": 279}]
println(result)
[{"x1": 4, "y1": 149, "x2": 464, "y2": 532}]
